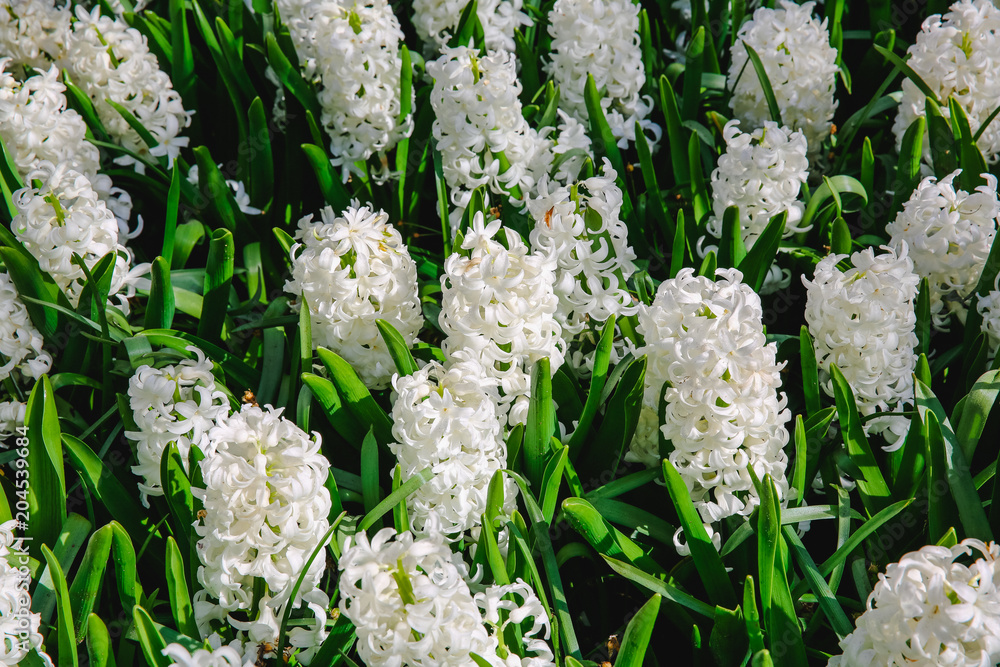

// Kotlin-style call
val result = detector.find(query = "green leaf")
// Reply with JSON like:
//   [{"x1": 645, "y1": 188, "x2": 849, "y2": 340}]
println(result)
[
  {"x1": 719, "y1": 205, "x2": 747, "y2": 269},
  {"x1": 145, "y1": 257, "x2": 175, "y2": 330},
  {"x1": 688, "y1": 133, "x2": 710, "y2": 224},
  {"x1": 359, "y1": 468, "x2": 432, "y2": 532},
  {"x1": 41, "y1": 544, "x2": 78, "y2": 667},
  {"x1": 955, "y1": 369, "x2": 1000, "y2": 460},
  {"x1": 914, "y1": 378, "x2": 993, "y2": 540},
  {"x1": 160, "y1": 443, "x2": 195, "y2": 553},
  {"x1": 525, "y1": 358, "x2": 554, "y2": 488},
  {"x1": 782, "y1": 525, "x2": 853, "y2": 638},
  {"x1": 26, "y1": 375, "x2": 66, "y2": 550},
  {"x1": 802, "y1": 176, "x2": 869, "y2": 231},
  {"x1": 247, "y1": 97, "x2": 274, "y2": 210},
  {"x1": 62, "y1": 435, "x2": 146, "y2": 539},
  {"x1": 580, "y1": 356, "x2": 646, "y2": 478},
  {"x1": 0, "y1": 245, "x2": 63, "y2": 340},
  {"x1": 659, "y1": 75, "x2": 690, "y2": 184},
  {"x1": 584, "y1": 73, "x2": 626, "y2": 182},
  {"x1": 169, "y1": 0, "x2": 195, "y2": 99},
  {"x1": 540, "y1": 444, "x2": 568, "y2": 524},
  {"x1": 602, "y1": 556, "x2": 716, "y2": 618},
  {"x1": 891, "y1": 117, "x2": 927, "y2": 214},
  {"x1": 925, "y1": 97, "x2": 957, "y2": 177},
  {"x1": 301, "y1": 373, "x2": 367, "y2": 447},
  {"x1": 757, "y1": 473, "x2": 779, "y2": 620},
  {"x1": 193, "y1": 146, "x2": 246, "y2": 233},
  {"x1": 924, "y1": 409, "x2": 959, "y2": 543},
  {"x1": 376, "y1": 319, "x2": 419, "y2": 377},
  {"x1": 449, "y1": 0, "x2": 485, "y2": 50},
  {"x1": 561, "y1": 497, "x2": 664, "y2": 573},
  {"x1": 710, "y1": 605, "x2": 749, "y2": 667},
  {"x1": 950, "y1": 98, "x2": 989, "y2": 191},
  {"x1": 197, "y1": 228, "x2": 234, "y2": 343},
  {"x1": 165, "y1": 537, "x2": 198, "y2": 638},
  {"x1": 635, "y1": 127, "x2": 673, "y2": 239},
  {"x1": 361, "y1": 427, "x2": 381, "y2": 524},
  {"x1": 830, "y1": 366, "x2": 891, "y2": 515},
  {"x1": 68, "y1": 524, "x2": 113, "y2": 641},
  {"x1": 302, "y1": 144, "x2": 352, "y2": 211},
  {"x1": 831, "y1": 216, "x2": 852, "y2": 255},
  {"x1": 744, "y1": 576, "x2": 765, "y2": 654},
  {"x1": 737, "y1": 211, "x2": 786, "y2": 292},
  {"x1": 683, "y1": 27, "x2": 706, "y2": 121},
  {"x1": 34, "y1": 513, "x2": 91, "y2": 627},
  {"x1": 86, "y1": 614, "x2": 115, "y2": 667},
  {"x1": 133, "y1": 606, "x2": 171, "y2": 667},
  {"x1": 662, "y1": 459, "x2": 736, "y2": 608},
  {"x1": 317, "y1": 348, "x2": 394, "y2": 444},
  {"x1": 800, "y1": 326, "x2": 821, "y2": 416},
  {"x1": 873, "y1": 44, "x2": 940, "y2": 104},
  {"x1": 742, "y1": 43, "x2": 781, "y2": 123},
  {"x1": 615, "y1": 594, "x2": 661, "y2": 667},
  {"x1": 568, "y1": 316, "x2": 615, "y2": 459}
]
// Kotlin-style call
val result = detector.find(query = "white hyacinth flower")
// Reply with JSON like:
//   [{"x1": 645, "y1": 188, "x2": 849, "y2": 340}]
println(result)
[
  {"x1": 0, "y1": 272, "x2": 51, "y2": 383},
  {"x1": 829, "y1": 539, "x2": 1000, "y2": 667},
  {"x1": 551, "y1": 110, "x2": 593, "y2": 184},
  {"x1": 0, "y1": 0, "x2": 70, "y2": 71},
  {"x1": 630, "y1": 268, "x2": 791, "y2": 541},
  {"x1": 194, "y1": 405, "x2": 332, "y2": 611},
  {"x1": 162, "y1": 643, "x2": 244, "y2": 667},
  {"x1": 475, "y1": 579, "x2": 557, "y2": 667},
  {"x1": 544, "y1": 0, "x2": 661, "y2": 149},
  {"x1": 977, "y1": 274, "x2": 1000, "y2": 358},
  {"x1": 0, "y1": 521, "x2": 51, "y2": 666},
  {"x1": 729, "y1": 0, "x2": 839, "y2": 155},
  {"x1": 285, "y1": 201, "x2": 422, "y2": 390},
  {"x1": 192, "y1": 406, "x2": 331, "y2": 664},
  {"x1": 706, "y1": 120, "x2": 810, "y2": 248},
  {"x1": 440, "y1": 213, "x2": 564, "y2": 427},
  {"x1": 412, "y1": 0, "x2": 530, "y2": 54},
  {"x1": 803, "y1": 245, "x2": 920, "y2": 449},
  {"x1": 279, "y1": 0, "x2": 413, "y2": 182},
  {"x1": 526, "y1": 159, "x2": 638, "y2": 341},
  {"x1": 428, "y1": 46, "x2": 552, "y2": 217},
  {"x1": 338, "y1": 525, "x2": 502, "y2": 667},
  {"x1": 126, "y1": 346, "x2": 231, "y2": 507},
  {"x1": 887, "y1": 170, "x2": 999, "y2": 330},
  {"x1": 0, "y1": 62, "x2": 134, "y2": 231},
  {"x1": 61, "y1": 5, "x2": 192, "y2": 170},
  {"x1": 11, "y1": 163, "x2": 138, "y2": 309},
  {"x1": 389, "y1": 358, "x2": 517, "y2": 537},
  {"x1": 894, "y1": 0, "x2": 1000, "y2": 165}
]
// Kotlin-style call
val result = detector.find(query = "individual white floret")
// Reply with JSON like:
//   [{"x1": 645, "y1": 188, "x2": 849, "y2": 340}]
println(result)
[
  {"x1": 544, "y1": 0, "x2": 661, "y2": 149},
  {"x1": 728, "y1": 0, "x2": 839, "y2": 155},
  {"x1": 412, "y1": 0, "x2": 530, "y2": 54},
  {"x1": 629, "y1": 268, "x2": 791, "y2": 538},
  {"x1": 126, "y1": 346, "x2": 231, "y2": 507},
  {"x1": 61, "y1": 5, "x2": 192, "y2": 171},
  {"x1": 439, "y1": 213, "x2": 564, "y2": 427},
  {"x1": 829, "y1": 539, "x2": 1000, "y2": 667},
  {"x1": 162, "y1": 643, "x2": 244, "y2": 667},
  {"x1": 388, "y1": 357, "x2": 517, "y2": 536},
  {"x1": 893, "y1": 0, "x2": 1000, "y2": 165},
  {"x1": 706, "y1": 120, "x2": 810, "y2": 248},
  {"x1": 285, "y1": 201, "x2": 423, "y2": 390},
  {"x1": 887, "y1": 170, "x2": 999, "y2": 330},
  {"x1": 803, "y1": 245, "x2": 920, "y2": 449},
  {"x1": 279, "y1": 0, "x2": 413, "y2": 182}
]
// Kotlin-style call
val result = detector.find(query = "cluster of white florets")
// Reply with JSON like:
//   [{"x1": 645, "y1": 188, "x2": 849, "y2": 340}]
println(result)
[
  {"x1": 804, "y1": 245, "x2": 920, "y2": 448},
  {"x1": 0, "y1": 0, "x2": 70, "y2": 71},
  {"x1": 977, "y1": 274, "x2": 1000, "y2": 358},
  {"x1": 338, "y1": 526, "x2": 554, "y2": 667},
  {"x1": 0, "y1": 521, "x2": 50, "y2": 666},
  {"x1": 428, "y1": 46, "x2": 552, "y2": 214},
  {"x1": 0, "y1": 61, "x2": 134, "y2": 228},
  {"x1": 389, "y1": 358, "x2": 516, "y2": 537},
  {"x1": 0, "y1": 271, "x2": 51, "y2": 384},
  {"x1": 829, "y1": 539, "x2": 1000, "y2": 667},
  {"x1": 887, "y1": 170, "x2": 999, "y2": 330},
  {"x1": 280, "y1": 0, "x2": 413, "y2": 181},
  {"x1": 630, "y1": 268, "x2": 791, "y2": 547},
  {"x1": 526, "y1": 159, "x2": 638, "y2": 339},
  {"x1": 544, "y1": 0, "x2": 660, "y2": 149},
  {"x1": 439, "y1": 214, "x2": 564, "y2": 427},
  {"x1": 61, "y1": 5, "x2": 192, "y2": 170},
  {"x1": 706, "y1": 120, "x2": 810, "y2": 248},
  {"x1": 894, "y1": 0, "x2": 1000, "y2": 165},
  {"x1": 193, "y1": 405, "x2": 331, "y2": 663},
  {"x1": 285, "y1": 201, "x2": 423, "y2": 390},
  {"x1": 412, "y1": 0, "x2": 530, "y2": 53},
  {"x1": 11, "y1": 162, "x2": 137, "y2": 308},
  {"x1": 126, "y1": 347, "x2": 231, "y2": 506},
  {"x1": 728, "y1": 0, "x2": 839, "y2": 154}
]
